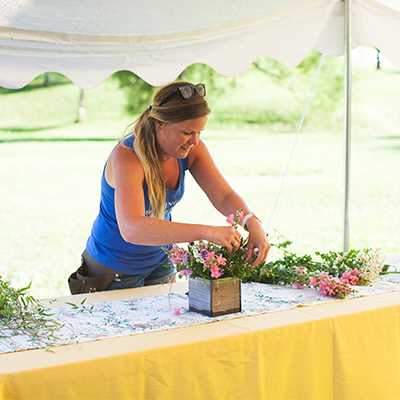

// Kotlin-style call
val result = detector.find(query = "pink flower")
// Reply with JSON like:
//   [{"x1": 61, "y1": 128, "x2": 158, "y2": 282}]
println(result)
[
  {"x1": 315, "y1": 275, "x2": 352, "y2": 299},
  {"x1": 210, "y1": 265, "x2": 223, "y2": 278},
  {"x1": 238, "y1": 210, "x2": 245, "y2": 221},
  {"x1": 296, "y1": 267, "x2": 304, "y2": 275},
  {"x1": 293, "y1": 281, "x2": 303, "y2": 289},
  {"x1": 340, "y1": 269, "x2": 362, "y2": 286},
  {"x1": 309, "y1": 277, "x2": 318, "y2": 287},
  {"x1": 226, "y1": 214, "x2": 235, "y2": 225},
  {"x1": 179, "y1": 269, "x2": 192, "y2": 277},
  {"x1": 216, "y1": 254, "x2": 226, "y2": 266},
  {"x1": 169, "y1": 246, "x2": 190, "y2": 265},
  {"x1": 205, "y1": 251, "x2": 216, "y2": 262},
  {"x1": 173, "y1": 307, "x2": 181, "y2": 316}
]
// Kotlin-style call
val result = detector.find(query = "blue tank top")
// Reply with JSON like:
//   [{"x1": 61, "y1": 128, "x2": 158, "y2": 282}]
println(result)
[{"x1": 86, "y1": 136, "x2": 189, "y2": 274}]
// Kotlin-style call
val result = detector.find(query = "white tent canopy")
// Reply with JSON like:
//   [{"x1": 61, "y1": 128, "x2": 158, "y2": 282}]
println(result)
[{"x1": 1, "y1": 0, "x2": 400, "y2": 90}]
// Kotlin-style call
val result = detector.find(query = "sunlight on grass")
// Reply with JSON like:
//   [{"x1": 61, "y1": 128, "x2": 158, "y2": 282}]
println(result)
[{"x1": 0, "y1": 60, "x2": 399, "y2": 299}]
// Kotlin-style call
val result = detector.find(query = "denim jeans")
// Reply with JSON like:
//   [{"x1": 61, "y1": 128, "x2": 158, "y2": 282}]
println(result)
[{"x1": 106, "y1": 264, "x2": 176, "y2": 291}]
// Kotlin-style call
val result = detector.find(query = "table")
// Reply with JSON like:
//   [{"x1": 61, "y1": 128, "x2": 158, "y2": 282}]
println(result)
[{"x1": 1, "y1": 276, "x2": 400, "y2": 400}]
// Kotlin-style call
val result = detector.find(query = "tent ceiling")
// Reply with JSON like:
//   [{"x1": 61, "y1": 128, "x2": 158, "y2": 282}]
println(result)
[{"x1": 0, "y1": 0, "x2": 399, "y2": 89}]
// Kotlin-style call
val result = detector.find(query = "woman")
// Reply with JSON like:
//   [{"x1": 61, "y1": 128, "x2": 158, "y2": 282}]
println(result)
[{"x1": 81, "y1": 81, "x2": 270, "y2": 291}]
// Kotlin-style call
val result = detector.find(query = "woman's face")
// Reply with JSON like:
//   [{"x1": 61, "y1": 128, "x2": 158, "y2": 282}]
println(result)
[{"x1": 156, "y1": 115, "x2": 208, "y2": 159}]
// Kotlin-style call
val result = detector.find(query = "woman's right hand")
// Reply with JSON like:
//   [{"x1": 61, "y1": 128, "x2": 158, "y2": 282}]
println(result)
[{"x1": 206, "y1": 225, "x2": 242, "y2": 253}]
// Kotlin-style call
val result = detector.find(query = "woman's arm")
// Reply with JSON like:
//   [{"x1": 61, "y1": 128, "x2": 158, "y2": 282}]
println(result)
[
  {"x1": 105, "y1": 143, "x2": 242, "y2": 250},
  {"x1": 189, "y1": 140, "x2": 270, "y2": 266}
]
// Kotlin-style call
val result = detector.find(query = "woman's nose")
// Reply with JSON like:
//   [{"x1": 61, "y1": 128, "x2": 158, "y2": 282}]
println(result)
[{"x1": 188, "y1": 132, "x2": 200, "y2": 145}]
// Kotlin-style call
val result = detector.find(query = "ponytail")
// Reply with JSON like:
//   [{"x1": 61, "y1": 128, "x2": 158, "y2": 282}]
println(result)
[
  {"x1": 121, "y1": 106, "x2": 166, "y2": 219},
  {"x1": 122, "y1": 82, "x2": 211, "y2": 219}
]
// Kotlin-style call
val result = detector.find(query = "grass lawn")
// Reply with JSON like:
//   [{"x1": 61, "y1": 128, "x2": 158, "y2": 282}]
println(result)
[{"x1": 0, "y1": 60, "x2": 399, "y2": 299}]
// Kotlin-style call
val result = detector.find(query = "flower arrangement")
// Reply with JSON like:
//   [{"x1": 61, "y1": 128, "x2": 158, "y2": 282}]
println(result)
[
  {"x1": 165, "y1": 209, "x2": 257, "y2": 281},
  {"x1": 245, "y1": 236, "x2": 385, "y2": 299}
]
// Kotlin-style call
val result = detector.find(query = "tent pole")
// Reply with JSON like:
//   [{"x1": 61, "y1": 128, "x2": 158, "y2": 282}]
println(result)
[{"x1": 343, "y1": 0, "x2": 352, "y2": 253}]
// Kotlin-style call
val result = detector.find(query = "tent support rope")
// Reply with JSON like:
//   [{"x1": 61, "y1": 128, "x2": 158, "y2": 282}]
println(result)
[{"x1": 266, "y1": 53, "x2": 325, "y2": 235}]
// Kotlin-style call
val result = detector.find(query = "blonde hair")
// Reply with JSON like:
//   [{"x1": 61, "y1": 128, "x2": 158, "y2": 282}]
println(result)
[{"x1": 122, "y1": 82, "x2": 211, "y2": 219}]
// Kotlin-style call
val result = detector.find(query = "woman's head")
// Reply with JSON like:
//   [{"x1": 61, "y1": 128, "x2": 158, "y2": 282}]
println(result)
[{"x1": 149, "y1": 81, "x2": 211, "y2": 123}]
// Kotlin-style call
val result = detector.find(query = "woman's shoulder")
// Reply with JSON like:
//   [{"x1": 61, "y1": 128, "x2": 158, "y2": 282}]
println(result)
[
  {"x1": 105, "y1": 140, "x2": 143, "y2": 188},
  {"x1": 112, "y1": 140, "x2": 141, "y2": 166}
]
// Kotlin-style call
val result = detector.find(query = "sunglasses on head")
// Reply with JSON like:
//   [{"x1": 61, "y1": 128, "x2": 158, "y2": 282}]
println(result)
[{"x1": 158, "y1": 83, "x2": 206, "y2": 107}]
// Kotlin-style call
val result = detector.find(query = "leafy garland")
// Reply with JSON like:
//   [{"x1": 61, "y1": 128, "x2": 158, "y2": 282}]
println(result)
[
  {"x1": 0, "y1": 276, "x2": 64, "y2": 347},
  {"x1": 244, "y1": 237, "x2": 384, "y2": 299},
  {"x1": 166, "y1": 207, "x2": 385, "y2": 300}
]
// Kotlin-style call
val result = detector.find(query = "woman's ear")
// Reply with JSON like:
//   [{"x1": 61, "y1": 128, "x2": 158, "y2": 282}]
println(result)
[{"x1": 155, "y1": 120, "x2": 166, "y2": 135}]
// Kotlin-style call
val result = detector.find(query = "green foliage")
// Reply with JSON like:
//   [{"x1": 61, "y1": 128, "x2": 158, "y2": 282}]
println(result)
[
  {"x1": 65, "y1": 297, "x2": 94, "y2": 313},
  {"x1": 251, "y1": 49, "x2": 344, "y2": 129},
  {"x1": 112, "y1": 71, "x2": 154, "y2": 115},
  {"x1": 298, "y1": 51, "x2": 344, "y2": 126},
  {"x1": 0, "y1": 276, "x2": 63, "y2": 345},
  {"x1": 112, "y1": 64, "x2": 236, "y2": 115},
  {"x1": 244, "y1": 236, "x2": 383, "y2": 288},
  {"x1": 252, "y1": 57, "x2": 293, "y2": 89},
  {"x1": 315, "y1": 249, "x2": 361, "y2": 277},
  {"x1": 243, "y1": 239, "x2": 321, "y2": 285}
]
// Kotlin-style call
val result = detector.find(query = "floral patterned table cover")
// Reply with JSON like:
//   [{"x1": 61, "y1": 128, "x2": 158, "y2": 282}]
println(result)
[{"x1": 1, "y1": 272, "x2": 400, "y2": 355}]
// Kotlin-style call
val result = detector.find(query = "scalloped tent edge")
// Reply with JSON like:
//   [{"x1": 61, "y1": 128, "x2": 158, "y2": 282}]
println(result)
[{"x1": 1, "y1": 0, "x2": 399, "y2": 90}]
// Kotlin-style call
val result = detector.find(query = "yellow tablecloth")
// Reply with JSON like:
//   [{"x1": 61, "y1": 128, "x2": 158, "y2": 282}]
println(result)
[{"x1": 1, "y1": 281, "x2": 400, "y2": 400}]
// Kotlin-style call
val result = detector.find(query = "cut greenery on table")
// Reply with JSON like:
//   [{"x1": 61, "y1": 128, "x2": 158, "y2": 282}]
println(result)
[
  {"x1": 0, "y1": 276, "x2": 64, "y2": 346},
  {"x1": 245, "y1": 236, "x2": 384, "y2": 299}
]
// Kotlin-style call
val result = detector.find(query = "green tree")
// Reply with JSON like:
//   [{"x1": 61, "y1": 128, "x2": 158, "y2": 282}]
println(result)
[
  {"x1": 112, "y1": 71, "x2": 154, "y2": 115},
  {"x1": 113, "y1": 51, "x2": 344, "y2": 130},
  {"x1": 113, "y1": 64, "x2": 236, "y2": 115},
  {"x1": 252, "y1": 50, "x2": 344, "y2": 129}
]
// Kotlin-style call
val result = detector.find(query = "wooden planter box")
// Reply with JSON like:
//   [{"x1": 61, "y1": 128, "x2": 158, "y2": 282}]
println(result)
[{"x1": 188, "y1": 277, "x2": 241, "y2": 317}]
